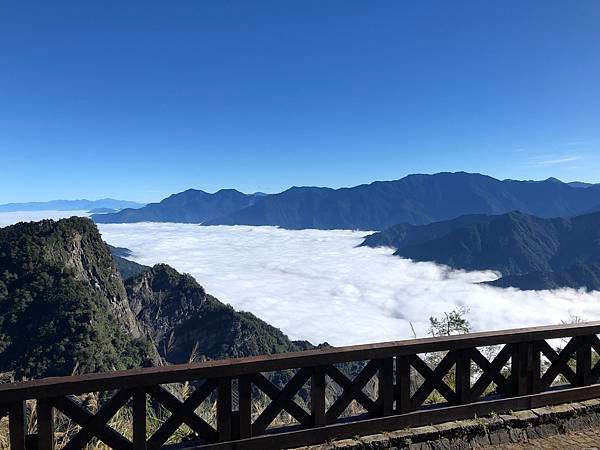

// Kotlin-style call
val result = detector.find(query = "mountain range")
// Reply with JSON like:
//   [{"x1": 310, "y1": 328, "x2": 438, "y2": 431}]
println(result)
[
  {"x1": 93, "y1": 189, "x2": 264, "y2": 224},
  {"x1": 93, "y1": 173, "x2": 600, "y2": 230},
  {"x1": 362, "y1": 211, "x2": 600, "y2": 291},
  {"x1": 0, "y1": 217, "x2": 311, "y2": 379},
  {"x1": 0, "y1": 198, "x2": 144, "y2": 212}
]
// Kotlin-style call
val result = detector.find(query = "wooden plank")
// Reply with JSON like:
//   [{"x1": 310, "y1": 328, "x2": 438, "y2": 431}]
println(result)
[
  {"x1": 36, "y1": 399, "x2": 55, "y2": 450},
  {"x1": 378, "y1": 358, "x2": 394, "y2": 416},
  {"x1": 311, "y1": 367, "x2": 326, "y2": 427},
  {"x1": 189, "y1": 383, "x2": 600, "y2": 450},
  {"x1": 238, "y1": 376, "x2": 252, "y2": 439},
  {"x1": 217, "y1": 378, "x2": 233, "y2": 441},
  {"x1": 590, "y1": 335, "x2": 600, "y2": 382},
  {"x1": 8, "y1": 401, "x2": 26, "y2": 450},
  {"x1": 576, "y1": 335, "x2": 592, "y2": 386},
  {"x1": 132, "y1": 388, "x2": 147, "y2": 450},
  {"x1": 3, "y1": 322, "x2": 600, "y2": 403},
  {"x1": 395, "y1": 355, "x2": 411, "y2": 414},
  {"x1": 531, "y1": 341, "x2": 541, "y2": 395},
  {"x1": 455, "y1": 350, "x2": 471, "y2": 405},
  {"x1": 511, "y1": 342, "x2": 534, "y2": 396}
]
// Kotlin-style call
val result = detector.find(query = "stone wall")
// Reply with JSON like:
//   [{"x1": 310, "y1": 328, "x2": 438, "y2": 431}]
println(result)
[{"x1": 294, "y1": 399, "x2": 600, "y2": 450}]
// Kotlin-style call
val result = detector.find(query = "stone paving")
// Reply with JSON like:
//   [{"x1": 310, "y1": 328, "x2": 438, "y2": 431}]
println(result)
[{"x1": 493, "y1": 427, "x2": 600, "y2": 449}]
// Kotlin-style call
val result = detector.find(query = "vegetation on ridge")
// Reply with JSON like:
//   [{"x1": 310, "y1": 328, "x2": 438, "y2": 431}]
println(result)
[
  {"x1": 0, "y1": 218, "x2": 152, "y2": 378},
  {"x1": 364, "y1": 210, "x2": 600, "y2": 291},
  {"x1": 0, "y1": 217, "x2": 312, "y2": 380}
]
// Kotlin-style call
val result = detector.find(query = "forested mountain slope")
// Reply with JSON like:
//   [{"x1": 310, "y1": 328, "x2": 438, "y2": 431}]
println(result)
[{"x1": 0, "y1": 218, "x2": 312, "y2": 379}]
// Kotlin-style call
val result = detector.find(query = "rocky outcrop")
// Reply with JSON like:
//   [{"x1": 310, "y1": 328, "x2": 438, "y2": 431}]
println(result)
[
  {"x1": 0, "y1": 217, "x2": 156, "y2": 378},
  {"x1": 126, "y1": 263, "x2": 312, "y2": 364}
]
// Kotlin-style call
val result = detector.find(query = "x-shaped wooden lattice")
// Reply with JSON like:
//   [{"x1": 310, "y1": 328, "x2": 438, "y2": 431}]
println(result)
[
  {"x1": 470, "y1": 345, "x2": 512, "y2": 400},
  {"x1": 52, "y1": 390, "x2": 132, "y2": 450},
  {"x1": 324, "y1": 360, "x2": 380, "y2": 424},
  {"x1": 409, "y1": 351, "x2": 458, "y2": 408},
  {"x1": 538, "y1": 338, "x2": 578, "y2": 389},
  {"x1": 250, "y1": 369, "x2": 312, "y2": 435},
  {"x1": 146, "y1": 381, "x2": 217, "y2": 449}
]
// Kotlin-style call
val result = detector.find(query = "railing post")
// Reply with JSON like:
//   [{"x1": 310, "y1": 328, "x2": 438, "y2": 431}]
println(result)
[
  {"x1": 455, "y1": 349, "x2": 471, "y2": 404},
  {"x1": 8, "y1": 401, "x2": 26, "y2": 450},
  {"x1": 396, "y1": 355, "x2": 411, "y2": 414},
  {"x1": 37, "y1": 399, "x2": 54, "y2": 450},
  {"x1": 132, "y1": 388, "x2": 147, "y2": 450},
  {"x1": 511, "y1": 342, "x2": 537, "y2": 396},
  {"x1": 531, "y1": 341, "x2": 541, "y2": 394},
  {"x1": 378, "y1": 358, "x2": 394, "y2": 416},
  {"x1": 238, "y1": 376, "x2": 252, "y2": 438},
  {"x1": 217, "y1": 378, "x2": 232, "y2": 442},
  {"x1": 311, "y1": 366, "x2": 326, "y2": 427},
  {"x1": 576, "y1": 335, "x2": 593, "y2": 387}
]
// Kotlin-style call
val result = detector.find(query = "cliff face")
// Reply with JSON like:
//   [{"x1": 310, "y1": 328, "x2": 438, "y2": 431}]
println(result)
[
  {"x1": 0, "y1": 217, "x2": 154, "y2": 378},
  {"x1": 0, "y1": 217, "x2": 312, "y2": 379},
  {"x1": 45, "y1": 221, "x2": 143, "y2": 337},
  {"x1": 126, "y1": 264, "x2": 312, "y2": 364}
]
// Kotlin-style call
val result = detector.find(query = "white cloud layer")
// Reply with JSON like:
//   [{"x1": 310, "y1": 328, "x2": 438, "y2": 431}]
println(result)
[
  {"x1": 97, "y1": 223, "x2": 600, "y2": 346},
  {"x1": 2, "y1": 211, "x2": 600, "y2": 347}
]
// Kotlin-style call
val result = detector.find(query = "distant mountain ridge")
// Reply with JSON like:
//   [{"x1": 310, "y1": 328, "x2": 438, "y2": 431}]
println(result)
[
  {"x1": 0, "y1": 198, "x2": 144, "y2": 212},
  {"x1": 93, "y1": 189, "x2": 263, "y2": 224},
  {"x1": 205, "y1": 173, "x2": 600, "y2": 230},
  {"x1": 363, "y1": 211, "x2": 600, "y2": 291},
  {"x1": 90, "y1": 173, "x2": 600, "y2": 229},
  {"x1": 568, "y1": 181, "x2": 596, "y2": 189}
]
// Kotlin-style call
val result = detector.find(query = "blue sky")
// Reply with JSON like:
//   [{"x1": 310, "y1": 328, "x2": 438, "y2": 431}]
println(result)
[{"x1": 1, "y1": 1, "x2": 599, "y2": 203}]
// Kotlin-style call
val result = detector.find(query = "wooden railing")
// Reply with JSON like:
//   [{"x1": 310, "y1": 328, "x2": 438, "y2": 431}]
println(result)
[{"x1": 2, "y1": 322, "x2": 600, "y2": 450}]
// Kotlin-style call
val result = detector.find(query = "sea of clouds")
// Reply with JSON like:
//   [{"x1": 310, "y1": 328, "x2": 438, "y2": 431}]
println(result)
[{"x1": 2, "y1": 211, "x2": 600, "y2": 346}]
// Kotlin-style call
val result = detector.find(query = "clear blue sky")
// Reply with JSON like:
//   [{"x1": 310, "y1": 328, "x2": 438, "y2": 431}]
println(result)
[{"x1": 1, "y1": 1, "x2": 599, "y2": 203}]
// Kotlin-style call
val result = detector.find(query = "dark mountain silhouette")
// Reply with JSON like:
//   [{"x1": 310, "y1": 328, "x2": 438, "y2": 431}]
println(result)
[
  {"x1": 360, "y1": 214, "x2": 492, "y2": 249},
  {"x1": 568, "y1": 181, "x2": 595, "y2": 189},
  {"x1": 93, "y1": 189, "x2": 263, "y2": 224},
  {"x1": 205, "y1": 172, "x2": 600, "y2": 230},
  {"x1": 489, "y1": 262, "x2": 600, "y2": 290},
  {"x1": 364, "y1": 211, "x2": 600, "y2": 290}
]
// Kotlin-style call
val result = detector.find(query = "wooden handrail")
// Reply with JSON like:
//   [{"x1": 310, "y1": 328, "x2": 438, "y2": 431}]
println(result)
[
  {"x1": 1, "y1": 321, "x2": 599, "y2": 402},
  {"x1": 2, "y1": 321, "x2": 600, "y2": 450}
]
